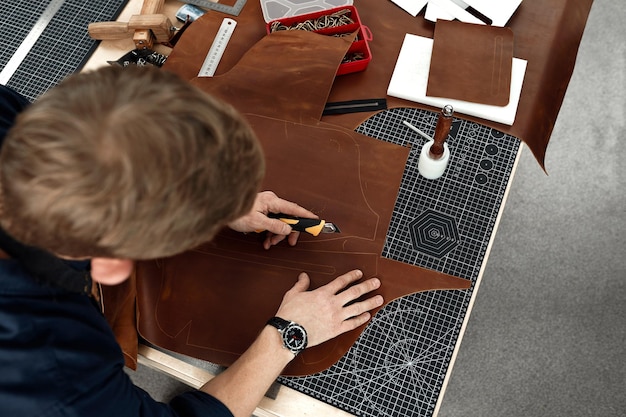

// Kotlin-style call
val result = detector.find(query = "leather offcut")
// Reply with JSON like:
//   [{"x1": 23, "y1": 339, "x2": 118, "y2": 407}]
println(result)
[{"x1": 426, "y1": 20, "x2": 514, "y2": 107}]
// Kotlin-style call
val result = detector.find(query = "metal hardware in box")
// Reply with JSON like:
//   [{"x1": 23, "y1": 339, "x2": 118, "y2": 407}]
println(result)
[{"x1": 266, "y1": 6, "x2": 372, "y2": 75}]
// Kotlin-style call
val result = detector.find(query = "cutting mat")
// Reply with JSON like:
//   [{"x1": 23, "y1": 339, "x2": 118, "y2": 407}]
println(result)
[
  {"x1": 0, "y1": 0, "x2": 129, "y2": 101},
  {"x1": 279, "y1": 107, "x2": 521, "y2": 417}
]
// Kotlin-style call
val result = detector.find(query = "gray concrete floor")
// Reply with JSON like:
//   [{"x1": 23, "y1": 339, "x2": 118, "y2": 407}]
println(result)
[{"x1": 129, "y1": 1, "x2": 626, "y2": 415}]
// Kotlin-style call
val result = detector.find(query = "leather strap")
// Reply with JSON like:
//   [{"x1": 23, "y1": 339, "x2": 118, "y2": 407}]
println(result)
[{"x1": 267, "y1": 316, "x2": 291, "y2": 331}]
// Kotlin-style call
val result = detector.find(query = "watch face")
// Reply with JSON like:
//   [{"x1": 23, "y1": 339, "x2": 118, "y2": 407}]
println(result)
[{"x1": 283, "y1": 324, "x2": 307, "y2": 351}]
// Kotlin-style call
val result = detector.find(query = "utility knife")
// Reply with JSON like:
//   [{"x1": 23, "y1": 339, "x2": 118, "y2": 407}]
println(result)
[{"x1": 268, "y1": 213, "x2": 341, "y2": 236}]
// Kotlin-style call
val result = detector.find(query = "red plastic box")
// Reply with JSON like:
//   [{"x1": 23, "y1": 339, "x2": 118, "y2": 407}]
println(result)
[{"x1": 266, "y1": 6, "x2": 372, "y2": 75}]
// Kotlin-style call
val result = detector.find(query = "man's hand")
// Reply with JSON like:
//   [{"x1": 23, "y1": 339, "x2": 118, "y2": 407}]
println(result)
[
  {"x1": 275, "y1": 269, "x2": 384, "y2": 347},
  {"x1": 228, "y1": 191, "x2": 318, "y2": 249},
  {"x1": 200, "y1": 269, "x2": 383, "y2": 417}
]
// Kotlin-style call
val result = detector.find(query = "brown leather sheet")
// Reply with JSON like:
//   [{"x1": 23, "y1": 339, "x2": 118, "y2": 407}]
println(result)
[
  {"x1": 136, "y1": 115, "x2": 471, "y2": 376},
  {"x1": 163, "y1": 0, "x2": 594, "y2": 170},
  {"x1": 128, "y1": 28, "x2": 470, "y2": 376},
  {"x1": 427, "y1": 20, "x2": 514, "y2": 106},
  {"x1": 104, "y1": 0, "x2": 593, "y2": 374}
]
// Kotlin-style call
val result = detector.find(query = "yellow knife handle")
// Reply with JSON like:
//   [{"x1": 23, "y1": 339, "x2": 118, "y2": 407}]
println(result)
[{"x1": 268, "y1": 213, "x2": 325, "y2": 236}]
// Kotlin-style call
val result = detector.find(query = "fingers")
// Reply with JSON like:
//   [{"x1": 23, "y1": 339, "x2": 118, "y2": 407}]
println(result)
[
  {"x1": 342, "y1": 293, "x2": 384, "y2": 323},
  {"x1": 340, "y1": 311, "x2": 373, "y2": 333},
  {"x1": 325, "y1": 270, "x2": 383, "y2": 328},
  {"x1": 262, "y1": 219, "x2": 293, "y2": 237},
  {"x1": 287, "y1": 231, "x2": 301, "y2": 247},
  {"x1": 288, "y1": 272, "x2": 310, "y2": 294},
  {"x1": 261, "y1": 191, "x2": 318, "y2": 220},
  {"x1": 325, "y1": 269, "x2": 367, "y2": 294},
  {"x1": 336, "y1": 276, "x2": 381, "y2": 305},
  {"x1": 263, "y1": 230, "x2": 301, "y2": 250}
]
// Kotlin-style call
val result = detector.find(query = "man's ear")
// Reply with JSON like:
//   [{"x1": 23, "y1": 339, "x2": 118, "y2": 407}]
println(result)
[{"x1": 90, "y1": 258, "x2": 134, "y2": 285}]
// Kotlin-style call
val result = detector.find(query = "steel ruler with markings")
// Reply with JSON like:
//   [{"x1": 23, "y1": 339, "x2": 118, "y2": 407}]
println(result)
[{"x1": 198, "y1": 17, "x2": 237, "y2": 77}]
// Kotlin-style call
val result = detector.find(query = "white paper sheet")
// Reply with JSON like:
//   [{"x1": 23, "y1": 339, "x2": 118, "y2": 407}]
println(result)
[
  {"x1": 425, "y1": 0, "x2": 484, "y2": 24},
  {"x1": 391, "y1": 0, "x2": 428, "y2": 17},
  {"x1": 398, "y1": 0, "x2": 523, "y2": 27},
  {"x1": 425, "y1": 1, "x2": 455, "y2": 22},
  {"x1": 387, "y1": 34, "x2": 527, "y2": 126}
]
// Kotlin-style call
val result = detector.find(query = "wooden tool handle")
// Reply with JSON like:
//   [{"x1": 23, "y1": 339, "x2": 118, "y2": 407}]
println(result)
[
  {"x1": 88, "y1": 22, "x2": 131, "y2": 40},
  {"x1": 430, "y1": 105, "x2": 454, "y2": 158}
]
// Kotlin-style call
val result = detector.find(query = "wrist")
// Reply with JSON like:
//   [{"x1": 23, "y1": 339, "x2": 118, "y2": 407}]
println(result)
[
  {"x1": 261, "y1": 325, "x2": 298, "y2": 364},
  {"x1": 266, "y1": 316, "x2": 308, "y2": 356}
]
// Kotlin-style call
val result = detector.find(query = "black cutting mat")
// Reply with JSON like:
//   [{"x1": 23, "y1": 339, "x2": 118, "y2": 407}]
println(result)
[
  {"x1": 279, "y1": 108, "x2": 521, "y2": 417},
  {"x1": 0, "y1": 0, "x2": 129, "y2": 101}
]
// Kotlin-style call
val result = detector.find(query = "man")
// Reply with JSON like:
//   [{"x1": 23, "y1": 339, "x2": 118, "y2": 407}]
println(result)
[{"x1": 0, "y1": 66, "x2": 383, "y2": 417}]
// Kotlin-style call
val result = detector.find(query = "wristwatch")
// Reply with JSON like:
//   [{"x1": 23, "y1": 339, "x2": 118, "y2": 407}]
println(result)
[{"x1": 267, "y1": 316, "x2": 308, "y2": 355}]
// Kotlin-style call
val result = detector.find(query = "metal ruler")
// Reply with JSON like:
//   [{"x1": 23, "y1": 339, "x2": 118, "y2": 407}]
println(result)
[
  {"x1": 0, "y1": 0, "x2": 65, "y2": 85},
  {"x1": 198, "y1": 18, "x2": 237, "y2": 77},
  {"x1": 179, "y1": 0, "x2": 247, "y2": 16}
]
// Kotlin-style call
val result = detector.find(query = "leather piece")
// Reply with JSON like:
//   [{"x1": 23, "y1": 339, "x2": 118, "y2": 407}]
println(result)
[
  {"x1": 135, "y1": 114, "x2": 471, "y2": 376},
  {"x1": 104, "y1": 23, "x2": 359, "y2": 372},
  {"x1": 101, "y1": 274, "x2": 138, "y2": 370},
  {"x1": 135, "y1": 30, "x2": 470, "y2": 375},
  {"x1": 426, "y1": 20, "x2": 514, "y2": 106},
  {"x1": 165, "y1": 0, "x2": 594, "y2": 170},
  {"x1": 188, "y1": 30, "x2": 357, "y2": 124},
  {"x1": 103, "y1": 0, "x2": 592, "y2": 373}
]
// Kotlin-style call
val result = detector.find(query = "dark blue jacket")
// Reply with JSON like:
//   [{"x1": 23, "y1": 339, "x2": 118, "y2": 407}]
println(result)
[{"x1": 0, "y1": 85, "x2": 233, "y2": 417}]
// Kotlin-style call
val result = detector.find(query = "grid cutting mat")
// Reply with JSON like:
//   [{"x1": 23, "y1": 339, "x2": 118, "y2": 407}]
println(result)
[
  {"x1": 0, "y1": 0, "x2": 129, "y2": 101},
  {"x1": 279, "y1": 107, "x2": 521, "y2": 417}
]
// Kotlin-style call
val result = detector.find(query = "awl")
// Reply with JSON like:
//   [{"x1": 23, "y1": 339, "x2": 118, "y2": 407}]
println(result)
[{"x1": 268, "y1": 213, "x2": 341, "y2": 236}]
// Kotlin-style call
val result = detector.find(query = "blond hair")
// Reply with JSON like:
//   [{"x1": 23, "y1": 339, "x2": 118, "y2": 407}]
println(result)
[{"x1": 0, "y1": 66, "x2": 264, "y2": 259}]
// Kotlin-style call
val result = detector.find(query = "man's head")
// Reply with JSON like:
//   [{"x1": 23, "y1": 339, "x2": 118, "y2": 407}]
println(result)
[{"x1": 0, "y1": 65, "x2": 264, "y2": 261}]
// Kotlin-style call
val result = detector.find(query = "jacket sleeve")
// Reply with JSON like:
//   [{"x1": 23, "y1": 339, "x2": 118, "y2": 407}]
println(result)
[
  {"x1": 170, "y1": 390, "x2": 235, "y2": 417},
  {"x1": 130, "y1": 384, "x2": 234, "y2": 417},
  {"x1": 76, "y1": 362, "x2": 235, "y2": 417}
]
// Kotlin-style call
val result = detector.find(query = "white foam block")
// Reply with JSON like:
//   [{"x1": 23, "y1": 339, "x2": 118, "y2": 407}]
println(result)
[{"x1": 387, "y1": 34, "x2": 527, "y2": 126}]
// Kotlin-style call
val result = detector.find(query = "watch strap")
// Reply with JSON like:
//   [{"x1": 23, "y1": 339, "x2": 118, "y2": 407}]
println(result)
[
  {"x1": 267, "y1": 316, "x2": 308, "y2": 355},
  {"x1": 267, "y1": 316, "x2": 291, "y2": 331}
]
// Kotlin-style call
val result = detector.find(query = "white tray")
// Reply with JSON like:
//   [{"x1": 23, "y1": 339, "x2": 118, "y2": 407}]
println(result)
[{"x1": 260, "y1": 0, "x2": 353, "y2": 22}]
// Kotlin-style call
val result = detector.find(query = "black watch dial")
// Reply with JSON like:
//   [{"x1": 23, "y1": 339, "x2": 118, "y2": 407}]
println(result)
[{"x1": 283, "y1": 323, "x2": 308, "y2": 352}]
